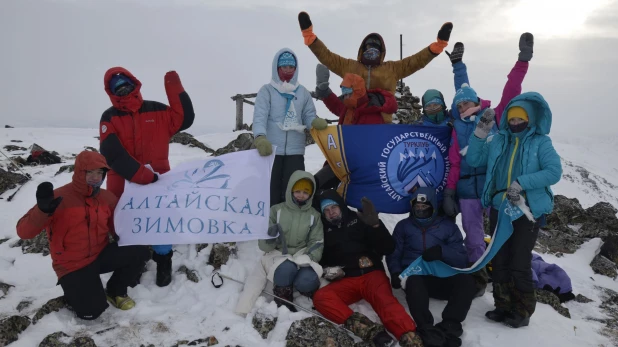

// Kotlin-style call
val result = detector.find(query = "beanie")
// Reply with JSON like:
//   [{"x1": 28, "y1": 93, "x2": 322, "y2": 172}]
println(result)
[
  {"x1": 109, "y1": 74, "x2": 134, "y2": 94},
  {"x1": 453, "y1": 83, "x2": 479, "y2": 106},
  {"x1": 292, "y1": 178, "x2": 313, "y2": 195},
  {"x1": 320, "y1": 198, "x2": 339, "y2": 212},
  {"x1": 507, "y1": 106, "x2": 529, "y2": 122},
  {"x1": 422, "y1": 89, "x2": 446, "y2": 107},
  {"x1": 277, "y1": 52, "x2": 297, "y2": 68}
]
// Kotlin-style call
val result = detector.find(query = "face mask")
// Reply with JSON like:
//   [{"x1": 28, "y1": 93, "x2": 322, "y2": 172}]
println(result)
[
  {"x1": 362, "y1": 48, "x2": 381, "y2": 63},
  {"x1": 413, "y1": 203, "x2": 433, "y2": 220},
  {"x1": 426, "y1": 112, "x2": 445, "y2": 124},
  {"x1": 509, "y1": 121, "x2": 529, "y2": 133},
  {"x1": 88, "y1": 180, "x2": 103, "y2": 188},
  {"x1": 278, "y1": 68, "x2": 295, "y2": 83},
  {"x1": 114, "y1": 83, "x2": 135, "y2": 97}
]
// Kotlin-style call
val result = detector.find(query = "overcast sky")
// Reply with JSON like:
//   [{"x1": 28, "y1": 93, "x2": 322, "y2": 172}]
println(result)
[{"x1": 1, "y1": 0, "x2": 617, "y2": 138}]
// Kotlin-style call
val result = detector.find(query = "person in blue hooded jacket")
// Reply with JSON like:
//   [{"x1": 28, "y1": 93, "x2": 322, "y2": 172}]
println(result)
[
  {"x1": 467, "y1": 92, "x2": 562, "y2": 328},
  {"x1": 386, "y1": 187, "x2": 477, "y2": 347},
  {"x1": 252, "y1": 48, "x2": 328, "y2": 206}
]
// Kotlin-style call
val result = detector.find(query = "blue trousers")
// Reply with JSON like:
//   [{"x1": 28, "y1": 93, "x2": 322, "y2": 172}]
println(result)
[
  {"x1": 273, "y1": 260, "x2": 320, "y2": 293},
  {"x1": 152, "y1": 244, "x2": 172, "y2": 255}
]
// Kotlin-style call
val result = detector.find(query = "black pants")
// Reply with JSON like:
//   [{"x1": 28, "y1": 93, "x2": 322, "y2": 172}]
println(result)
[
  {"x1": 270, "y1": 155, "x2": 305, "y2": 206},
  {"x1": 404, "y1": 274, "x2": 476, "y2": 327},
  {"x1": 58, "y1": 243, "x2": 150, "y2": 320},
  {"x1": 314, "y1": 164, "x2": 340, "y2": 191}
]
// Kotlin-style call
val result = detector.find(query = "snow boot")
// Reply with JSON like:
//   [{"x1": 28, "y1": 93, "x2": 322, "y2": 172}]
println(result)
[
  {"x1": 273, "y1": 285, "x2": 297, "y2": 312},
  {"x1": 436, "y1": 320, "x2": 463, "y2": 347},
  {"x1": 106, "y1": 293, "x2": 135, "y2": 311},
  {"x1": 502, "y1": 312, "x2": 530, "y2": 328},
  {"x1": 485, "y1": 308, "x2": 511, "y2": 323},
  {"x1": 344, "y1": 312, "x2": 387, "y2": 343},
  {"x1": 414, "y1": 325, "x2": 445, "y2": 347},
  {"x1": 372, "y1": 331, "x2": 395, "y2": 347},
  {"x1": 152, "y1": 251, "x2": 173, "y2": 287},
  {"x1": 399, "y1": 331, "x2": 425, "y2": 347}
]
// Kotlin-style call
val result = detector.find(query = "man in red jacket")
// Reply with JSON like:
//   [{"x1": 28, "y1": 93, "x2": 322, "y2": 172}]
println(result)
[
  {"x1": 16, "y1": 151, "x2": 150, "y2": 320},
  {"x1": 99, "y1": 67, "x2": 195, "y2": 287}
]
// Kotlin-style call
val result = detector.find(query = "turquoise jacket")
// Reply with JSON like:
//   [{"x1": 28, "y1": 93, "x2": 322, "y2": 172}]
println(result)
[{"x1": 467, "y1": 92, "x2": 562, "y2": 218}]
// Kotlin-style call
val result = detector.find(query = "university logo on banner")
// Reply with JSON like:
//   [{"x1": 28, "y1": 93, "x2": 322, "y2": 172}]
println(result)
[
  {"x1": 311, "y1": 124, "x2": 451, "y2": 214},
  {"x1": 115, "y1": 149, "x2": 275, "y2": 246}
]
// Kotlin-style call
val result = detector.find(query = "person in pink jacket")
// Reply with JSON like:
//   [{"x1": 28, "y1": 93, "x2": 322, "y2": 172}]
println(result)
[{"x1": 442, "y1": 33, "x2": 534, "y2": 279}]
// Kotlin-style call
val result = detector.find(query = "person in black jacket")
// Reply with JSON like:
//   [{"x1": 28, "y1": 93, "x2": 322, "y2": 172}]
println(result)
[{"x1": 312, "y1": 189, "x2": 422, "y2": 347}]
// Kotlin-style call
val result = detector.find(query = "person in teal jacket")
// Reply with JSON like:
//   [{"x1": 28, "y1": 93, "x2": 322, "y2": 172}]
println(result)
[{"x1": 466, "y1": 92, "x2": 562, "y2": 328}]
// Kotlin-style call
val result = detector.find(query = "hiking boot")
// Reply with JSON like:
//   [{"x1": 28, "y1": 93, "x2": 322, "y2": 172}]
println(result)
[
  {"x1": 372, "y1": 331, "x2": 395, "y2": 347},
  {"x1": 273, "y1": 285, "x2": 297, "y2": 312},
  {"x1": 485, "y1": 308, "x2": 512, "y2": 323},
  {"x1": 503, "y1": 312, "x2": 530, "y2": 328},
  {"x1": 399, "y1": 331, "x2": 425, "y2": 347},
  {"x1": 106, "y1": 294, "x2": 135, "y2": 310},
  {"x1": 344, "y1": 312, "x2": 385, "y2": 342},
  {"x1": 435, "y1": 320, "x2": 463, "y2": 338},
  {"x1": 152, "y1": 251, "x2": 173, "y2": 287}
]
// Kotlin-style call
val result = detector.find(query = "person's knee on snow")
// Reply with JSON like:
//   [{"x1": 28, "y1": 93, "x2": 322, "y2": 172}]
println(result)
[
  {"x1": 273, "y1": 260, "x2": 299, "y2": 287},
  {"x1": 293, "y1": 267, "x2": 320, "y2": 294}
]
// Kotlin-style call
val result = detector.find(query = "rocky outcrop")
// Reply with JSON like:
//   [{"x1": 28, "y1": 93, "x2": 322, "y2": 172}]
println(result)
[
  {"x1": 170, "y1": 132, "x2": 215, "y2": 154},
  {"x1": 32, "y1": 296, "x2": 67, "y2": 324},
  {"x1": 590, "y1": 254, "x2": 618, "y2": 279},
  {"x1": 535, "y1": 289, "x2": 571, "y2": 318},
  {"x1": 55, "y1": 165, "x2": 75, "y2": 176},
  {"x1": 39, "y1": 331, "x2": 97, "y2": 347},
  {"x1": 285, "y1": 316, "x2": 355, "y2": 347},
  {"x1": 252, "y1": 313, "x2": 277, "y2": 339},
  {"x1": 213, "y1": 134, "x2": 254, "y2": 157},
  {"x1": 0, "y1": 169, "x2": 29, "y2": 196},
  {"x1": 393, "y1": 80, "x2": 422, "y2": 125},
  {"x1": 11, "y1": 231, "x2": 49, "y2": 256},
  {"x1": 0, "y1": 315, "x2": 31, "y2": 346}
]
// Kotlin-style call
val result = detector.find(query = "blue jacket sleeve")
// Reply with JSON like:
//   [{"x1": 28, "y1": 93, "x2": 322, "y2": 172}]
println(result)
[
  {"x1": 301, "y1": 87, "x2": 317, "y2": 130},
  {"x1": 441, "y1": 222, "x2": 468, "y2": 268},
  {"x1": 386, "y1": 221, "x2": 405, "y2": 274},
  {"x1": 453, "y1": 61, "x2": 470, "y2": 91},
  {"x1": 517, "y1": 137, "x2": 562, "y2": 191},
  {"x1": 466, "y1": 132, "x2": 491, "y2": 168},
  {"x1": 252, "y1": 85, "x2": 271, "y2": 137}
]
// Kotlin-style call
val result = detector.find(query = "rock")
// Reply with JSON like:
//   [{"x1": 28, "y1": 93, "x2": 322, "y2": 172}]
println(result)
[
  {"x1": 170, "y1": 337, "x2": 218, "y2": 346},
  {"x1": 3, "y1": 145, "x2": 27, "y2": 152},
  {"x1": 177, "y1": 265, "x2": 199, "y2": 283},
  {"x1": 0, "y1": 238, "x2": 9, "y2": 245},
  {"x1": 545, "y1": 195, "x2": 586, "y2": 228},
  {"x1": 393, "y1": 81, "x2": 422, "y2": 125},
  {"x1": 0, "y1": 168, "x2": 29, "y2": 196},
  {"x1": 586, "y1": 286, "x2": 618, "y2": 344},
  {"x1": 252, "y1": 313, "x2": 277, "y2": 339},
  {"x1": 170, "y1": 132, "x2": 215, "y2": 154},
  {"x1": 214, "y1": 133, "x2": 254, "y2": 156},
  {"x1": 535, "y1": 289, "x2": 571, "y2": 318},
  {"x1": 12, "y1": 231, "x2": 50, "y2": 256},
  {"x1": 236, "y1": 124, "x2": 252, "y2": 131},
  {"x1": 83, "y1": 146, "x2": 98, "y2": 153},
  {"x1": 16, "y1": 300, "x2": 31, "y2": 312},
  {"x1": 575, "y1": 294, "x2": 594, "y2": 303},
  {"x1": 39, "y1": 331, "x2": 97, "y2": 347},
  {"x1": 32, "y1": 296, "x2": 67, "y2": 324},
  {"x1": 0, "y1": 282, "x2": 13, "y2": 297},
  {"x1": 10, "y1": 140, "x2": 23, "y2": 143},
  {"x1": 208, "y1": 243, "x2": 235, "y2": 269},
  {"x1": 0, "y1": 315, "x2": 31, "y2": 346},
  {"x1": 5, "y1": 125, "x2": 14, "y2": 128},
  {"x1": 55, "y1": 165, "x2": 75, "y2": 176},
  {"x1": 304, "y1": 128, "x2": 315, "y2": 146},
  {"x1": 196, "y1": 243, "x2": 209, "y2": 253},
  {"x1": 601, "y1": 235, "x2": 618, "y2": 264},
  {"x1": 590, "y1": 253, "x2": 618, "y2": 279},
  {"x1": 579, "y1": 202, "x2": 618, "y2": 239},
  {"x1": 285, "y1": 316, "x2": 355, "y2": 347}
]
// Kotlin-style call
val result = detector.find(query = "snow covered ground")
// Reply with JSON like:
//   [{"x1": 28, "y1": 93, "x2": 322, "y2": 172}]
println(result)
[{"x1": 1, "y1": 127, "x2": 617, "y2": 346}]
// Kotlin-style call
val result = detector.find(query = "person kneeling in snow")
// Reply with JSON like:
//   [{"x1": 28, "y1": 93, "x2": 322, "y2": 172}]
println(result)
[
  {"x1": 386, "y1": 188, "x2": 477, "y2": 347},
  {"x1": 16, "y1": 151, "x2": 150, "y2": 320},
  {"x1": 235, "y1": 171, "x2": 324, "y2": 316},
  {"x1": 312, "y1": 190, "x2": 422, "y2": 347}
]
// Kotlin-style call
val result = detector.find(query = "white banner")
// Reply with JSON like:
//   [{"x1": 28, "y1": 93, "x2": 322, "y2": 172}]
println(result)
[{"x1": 115, "y1": 149, "x2": 275, "y2": 245}]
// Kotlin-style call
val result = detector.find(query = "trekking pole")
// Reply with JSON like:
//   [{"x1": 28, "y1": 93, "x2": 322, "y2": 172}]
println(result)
[
  {"x1": 0, "y1": 148, "x2": 30, "y2": 178},
  {"x1": 212, "y1": 271, "x2": 354, "y2": 335}
]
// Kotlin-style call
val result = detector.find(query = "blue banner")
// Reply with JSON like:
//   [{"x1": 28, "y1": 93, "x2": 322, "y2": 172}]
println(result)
[
  {"x1": 400, "y1": 199, "x2": 525, "y2": 279},
  {"x1": 312, "y1": 125, "x2": 452, "y2": 214}
]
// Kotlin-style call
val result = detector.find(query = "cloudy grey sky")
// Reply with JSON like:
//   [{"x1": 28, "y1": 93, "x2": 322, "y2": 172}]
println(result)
[{"x1": 1, "y1": 0, "x2": 617, "y2": 137}]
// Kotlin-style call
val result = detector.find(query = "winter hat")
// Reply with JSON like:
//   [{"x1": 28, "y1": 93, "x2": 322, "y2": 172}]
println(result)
[
  {"x1": 109, "y1": 74, "x2": 134, "y2": 94},
  {"x1": 320, "y1": 198, "x2": 339, "y2": 212},
  {"x1": 422, "y1": 89, "x2": 446, "y2": 107},
  {"x1": 507, "y1": 106, "x2": 529, "y2": 122},
  {"x1": 453, "y1": 83, "x2": 479, "y2": 106},
  {"x1": 277, "y1": 52, "x2": 297, "y2": 68},
  {"x1": 292, "y1": 178, "x2": 313, "y2": 195}
]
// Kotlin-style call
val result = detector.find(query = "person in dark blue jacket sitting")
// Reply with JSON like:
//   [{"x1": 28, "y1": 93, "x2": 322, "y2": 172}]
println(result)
[{"x1": 386, "y1": 187, "x2": 477, "y2": 347}]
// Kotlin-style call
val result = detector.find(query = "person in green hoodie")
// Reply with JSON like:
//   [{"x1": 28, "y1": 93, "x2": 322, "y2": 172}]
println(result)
[{"x1": 235, "y1": 171, "x2": 324, "y2": 315}]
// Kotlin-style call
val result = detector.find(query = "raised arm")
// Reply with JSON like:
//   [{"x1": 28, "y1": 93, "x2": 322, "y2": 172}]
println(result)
[{"x1": 164, "y1": 71, "x2": 195, "y2": 136}]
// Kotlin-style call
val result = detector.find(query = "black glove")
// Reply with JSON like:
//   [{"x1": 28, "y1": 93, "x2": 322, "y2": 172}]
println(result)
[
  {"x1": 422, "y1": 245, "x2": 442, "y2": 262},
  {"x1": 357, "y1": 197, "x2": 380, "y2": 227},
  {"x1": 298, "y1": 12, "x2": 312, "y2": 30},
  {"x1": 442, "y1": 188, "x2": 459, "y2": 217},
  {"x1": 445, "y1": 42, "x2": 464, "y2": 65},
  {"x1": 437, "y1": 22, "x2": 453, "y2": 42},
  {"x1": 36, "y1": 182, "x2": 63, "y2": 214},
  {"x1": 518, "y1": 32, "x2": 534, "y2": 62},
  {"x1": 390, "y1": 272, "x2": 402, "y2": 289},
  {"x1": 152, "y1": 174, "x2": 159, "y2": 183}
]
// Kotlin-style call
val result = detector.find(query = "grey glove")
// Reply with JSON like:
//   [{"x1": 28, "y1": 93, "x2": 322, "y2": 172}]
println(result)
[
  {"x1": 474, "y1": 108, "x2": 496, "y2": 139},
  {"x1": 266, "y1": 223, "x2": 282, "y2": 244},
  {"x1": 357, "y1": 197, "x2": 380, "y2": 227},
  {"x1": 323, "y1": 266, "x2": 345, "y2": 281},
  {"x1": 518, "y1": 32, "x2": 534, "y2": 62},
  {"x1": 442, "y1": 188, "x2": 460, "y2": 217},
  {"x1": 506, "y1": 181, "x2": 523, "y2": 204},
  {"x1": 315, "y1": 64, "x2": 332, "y2": 99}
]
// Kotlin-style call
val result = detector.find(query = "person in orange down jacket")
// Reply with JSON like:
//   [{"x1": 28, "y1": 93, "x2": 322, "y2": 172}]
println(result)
[
  {"x1": 99, "y1": 67, "x2": 195, "y2": 287},
  {"x1": 16, "y1": 151, "x2": 150, "y2": 320},
  {"x1": 298, "y1": 11, "x2": 452, "y2": 123}
]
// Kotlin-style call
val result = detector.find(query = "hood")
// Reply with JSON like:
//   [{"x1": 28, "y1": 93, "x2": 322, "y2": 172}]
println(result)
[
  {"x1": 356, "y1": 33, "x2": 386, "y2": 64},
  {"x1": 72, "y1": 151, "x2": 110, "y2": 197},
  {"x1": 104, "y1": 67, "x2": 144, "y2": 113},
  {"x1": 341, "y1": 73, "x2": 367, "y2": 108},
  {"x1": 499, "y1": 92, "x2": 552, "y2": 135},
  {"x1": 284, "y1": 170, "x2": 316, "y2": 211},
  {"x1": 410, "y1": 187, "x2": 438, "y2": 220},
  {"x1": 271, "y1": 48, "x2": 300, "y2": 85},
  {"x1": 422, "y1": 89, "x2": 446, "y2": 107},
  {"x1": 315, "y1": 188, "x2": 350, "y2": 223}
]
